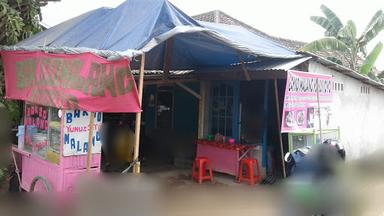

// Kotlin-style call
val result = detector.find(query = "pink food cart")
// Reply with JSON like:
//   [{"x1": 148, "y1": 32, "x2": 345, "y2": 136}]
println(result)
[
  {"x1": 12, "y1": 104, "x2": 103, "y2": 192},
  {"x1": 1, "y1": 50, "x2": 142, "y2": 192}
]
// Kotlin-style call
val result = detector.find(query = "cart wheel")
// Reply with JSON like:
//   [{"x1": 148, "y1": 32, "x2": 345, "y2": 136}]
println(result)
[{"x1": 30, "y1": 176, "x2": 52, "y2": 192}]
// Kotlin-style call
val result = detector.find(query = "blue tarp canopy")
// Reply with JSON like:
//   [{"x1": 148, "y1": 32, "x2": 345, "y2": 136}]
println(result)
[{"x1": 15, "y1": 0, "x2": 302, "y2": 70}]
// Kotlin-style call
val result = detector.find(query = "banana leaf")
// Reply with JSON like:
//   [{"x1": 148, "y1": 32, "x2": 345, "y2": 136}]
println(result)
[
  {"x1": 359, "y1": 42, "x2": 383, "y2": 75},
  {"x1": 320, "y1": 5, "x2": 343, "y2": 32}
]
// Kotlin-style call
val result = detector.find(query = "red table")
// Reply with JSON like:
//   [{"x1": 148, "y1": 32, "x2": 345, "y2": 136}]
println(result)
[{"x1": 196, "y1": 140, "x2": 255, "y2": 177}]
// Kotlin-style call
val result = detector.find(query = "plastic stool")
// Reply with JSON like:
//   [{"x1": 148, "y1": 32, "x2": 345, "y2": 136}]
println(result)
[
  {"x1": 238, "y1": 158, "x2": 261, "y2": 185},
  {"x1": 192, "y1": 157, "x2": 213, "y2": 183}
]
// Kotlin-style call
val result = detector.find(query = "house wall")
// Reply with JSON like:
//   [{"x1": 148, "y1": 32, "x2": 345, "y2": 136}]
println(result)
[{"x1": 308, "y1": 61, "x2": 384, "y2": 159}]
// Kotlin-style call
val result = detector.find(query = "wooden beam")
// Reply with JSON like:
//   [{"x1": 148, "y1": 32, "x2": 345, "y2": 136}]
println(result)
[
  {"x1": 240, "y1": 61, "x2": 252, "y2": 81},
  {"x1": 133, "y1": 54, "x2": 145, "y2": 174},
  {"x1": 86, "y1": 112, "x2": 95, "y2": 173},
  {"x1": 162, "y1": 39, "x2": 173, "y2": 77},
  {"x1": 196, "y1": 70, "x2": 287, "y2": 81},
  {"x1": 142, "y1": 78, "x2": 197, "y2": 85},
  {"x1": 274, "y1": 80, "x2": 286, "y2": 178},
  {"x1": 176, "y1": 82, "x2": 201, "y2": 100}
]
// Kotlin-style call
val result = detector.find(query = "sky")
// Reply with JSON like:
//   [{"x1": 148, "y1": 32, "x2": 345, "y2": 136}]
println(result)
[{"x1": 41, "y1": 0, "x2": 384, "y2": 70}]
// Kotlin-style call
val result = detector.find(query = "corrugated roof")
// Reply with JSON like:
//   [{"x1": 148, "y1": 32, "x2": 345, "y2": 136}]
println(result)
[
  {"x1": 193, "y1": 10, "x2": 377, "y2": 73},
  {"x1": 306, "y1": 53, "x2": 384, "y2": 90},
  {"x1": 193, "y1": 10, "x2": 384, "y2": 90},
  {"x1": 131, "y1": 70, "x2": 194, "y2": 75},
  {"x1": 193, "y1": 10, "x2": 306, "y2": 51},
  {"x1": 252, "y1": 57, "x2": 311, "y2": 71},
  {"x1": 230, "y1": 56, "x2": 311, "y2": 70}
]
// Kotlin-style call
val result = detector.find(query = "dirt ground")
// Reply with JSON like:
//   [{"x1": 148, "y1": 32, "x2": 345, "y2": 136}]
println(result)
[
  {"x1": 2, "y1": 167, "x2": 384, "y2": 216},
  {"x1": 147, "y1": 169, "x2": 283, "y2": 216},
  {"x1": 147, "y1": 168, "x2": 384, "y2": 216}
]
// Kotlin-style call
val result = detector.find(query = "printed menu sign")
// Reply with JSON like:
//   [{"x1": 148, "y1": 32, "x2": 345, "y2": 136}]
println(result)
[
  {"x1": 25, "y1": 104, "x2": 48, "y2": 130},
  {"x1": 281, "y1": 70, "x2": 333, "y2": 133},
  {"x1": 24, "y1": 104, "x2": 48, "y2": 150}
]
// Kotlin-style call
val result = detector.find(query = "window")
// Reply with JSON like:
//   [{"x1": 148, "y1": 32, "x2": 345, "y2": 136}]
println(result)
[
  {"x1": 211, "y1": 83, "x2": 234, "y2": 137},
  {"x1": 333, "y1": 82, "x2": 344, "y2": 92},
  {"x1": 156, "y1": 86, "x2": 174, "y2": 129},
  {"x1": 48, "y1": 108, "x2": 61, "y2": 153},
  {"x1": 361, "y1": 85, "x2": 370, "y2": 94},
  {"x1": 24, "y1": 104, "x2": 49, "y2": 159},
  {"x1": 24, "y1": 104, "x2": 61, "y2": 163}
]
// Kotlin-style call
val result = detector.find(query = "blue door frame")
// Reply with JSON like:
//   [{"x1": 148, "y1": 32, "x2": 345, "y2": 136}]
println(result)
[
  {"x1": 262, "y1": 80, "x2": 269, "y2": 167},
  {"x1": 209, "y1": 80, "x2": 268, "y2": 168}
]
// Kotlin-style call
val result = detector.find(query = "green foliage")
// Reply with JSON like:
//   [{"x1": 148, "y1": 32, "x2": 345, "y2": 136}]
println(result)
[
  {"x1": 1, "y1": 0, "x2": 24, "y2": 44},
  {"x1": 1, "y1": 100, "x2": 20, "y2": 124},
  {"x1": 302, "y1": 5, "x2": 384, "y2": 77},
  {"x1": 360, "y1": 42, "x2": 384, "y2": 75},
  {"x1": 20, "y1": 0, "x2": 42, "y2": 38},
  {"x1": 302, "y1": 37, "x2": 349, "y2": 52},
  {"x1": 326, "y1": 57, "x2": 343, "y2": 66},
  {"x1": 310, "y1": 16, "x2": 338, "y2": 37},
  {"x1": 359, "y1": 10, "x2": 384, "y2": 47},
  {"x1": 378, "y1": 71, "x2": 384, "y2": 79},
  {"x1": 319, "y1": 5, "x2": 343, "y2": 33},
  {"x1": 338, "y1": 20, "x2": 357, "y2": 42},
  {"x1": 0, "y1": 0, "x2": 41, "y2": 44},
  {"x1": 0, "y1": 168, "x2": 7, "y2": 180}
]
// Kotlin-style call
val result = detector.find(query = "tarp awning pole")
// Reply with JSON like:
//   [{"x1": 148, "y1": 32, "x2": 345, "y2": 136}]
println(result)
[
  {"x1": 133, "y1": 54, "x2": 145, "y2": 174},
  {"x1": 86, "y1": 112, "x2": 95, "y2": 173}
]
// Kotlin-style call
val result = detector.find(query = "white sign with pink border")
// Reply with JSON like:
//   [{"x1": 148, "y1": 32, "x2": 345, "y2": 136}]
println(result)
[
  {"x1": 281, "y1": 70, "x2": 333, "y2": 133},
  {"x1": 63, "y1": 110, "x2": 103, "y2": 156}
]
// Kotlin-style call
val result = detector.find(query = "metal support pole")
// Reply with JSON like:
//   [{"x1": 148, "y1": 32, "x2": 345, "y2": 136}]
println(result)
[
  {"x1": 198, "y1": 82, "x2": 206, "y2": 139},
  {"x1": 316, "y1": 78, "x2": 323, "y2": 143},
  {"x1": 133, "y1": 54, "x2": 145, "y2": 173}
]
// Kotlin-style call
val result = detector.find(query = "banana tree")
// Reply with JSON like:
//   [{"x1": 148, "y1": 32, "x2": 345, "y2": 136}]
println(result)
[{"x1": 302, "y1": 5, "x2": 384, "y2": 75}]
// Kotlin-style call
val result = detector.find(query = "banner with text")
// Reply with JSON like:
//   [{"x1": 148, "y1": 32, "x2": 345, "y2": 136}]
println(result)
[
  {"x1": 1, "y1": 51, "x2": 141, "y2": 112},
  {"x1": 63, "y1": 110, "x2": 103, "y2": 156},
  {"x1": 281, "y1": 70, "x2": 333, "y2": 133}
]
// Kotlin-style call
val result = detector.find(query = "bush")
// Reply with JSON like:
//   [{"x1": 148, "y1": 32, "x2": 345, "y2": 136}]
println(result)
[{"x1": 0, "y1": 168, "x2": 7, "y2": 181}]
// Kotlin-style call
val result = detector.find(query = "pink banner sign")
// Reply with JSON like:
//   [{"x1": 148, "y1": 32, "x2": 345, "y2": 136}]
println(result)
[
  {"x1": 281, "y1": 70, "x2": 333, "y2": 133},
  {"x1": 1, "y1": 51, "x2": 141, "y2": 113}
]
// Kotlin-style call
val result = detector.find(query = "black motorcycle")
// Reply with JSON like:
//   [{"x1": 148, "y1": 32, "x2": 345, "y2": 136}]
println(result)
[{"x1": 282, "y1": 139, "x2": 347, "y2": 216}]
